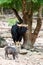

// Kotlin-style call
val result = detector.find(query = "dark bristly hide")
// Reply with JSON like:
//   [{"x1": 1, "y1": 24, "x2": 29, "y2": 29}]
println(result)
[
  {"x1": 11, "y1": 22, "x2": 28, "y2": 44},
  {"x1": 5, "y1": 46, "x2": 18, "y2": 59}
]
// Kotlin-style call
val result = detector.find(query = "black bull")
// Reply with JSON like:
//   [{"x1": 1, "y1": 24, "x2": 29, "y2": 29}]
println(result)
[{"x1": 11, "y1": 24, "x2": 28, "y2": 44}]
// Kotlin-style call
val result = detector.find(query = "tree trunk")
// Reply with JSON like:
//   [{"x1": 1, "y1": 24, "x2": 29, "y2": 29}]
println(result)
[
  {"x1": 22, "y1": 0, "x2": 42, "y2": 49},
  {"x1": 22, "y1": 0, "x2": 33, "y2": 49}
]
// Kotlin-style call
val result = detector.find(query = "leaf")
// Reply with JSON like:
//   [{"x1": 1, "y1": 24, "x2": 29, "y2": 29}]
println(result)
[{"x1": 32, "y1": 0, "x2": 38, "y2": 3}]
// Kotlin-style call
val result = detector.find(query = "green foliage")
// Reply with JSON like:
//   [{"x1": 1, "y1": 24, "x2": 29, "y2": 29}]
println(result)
[
  {"x1": 0, "y1": 0, "x2": 22, "y2": 11},
  {"x1": 26, "y1": 0, "x2": 42, "y2": 12},
  {"x1": 12, "y1": 0, "x2": 22, "y2": 11},
  {"x1": 0, "y1": 0, "x2": 43, "y2": 12},
  {"x1": 0, "y1": 0, "x2": 11, "y2": 4},
  {"x1": 7, "y1": 18, "x2": 19, "y2": 26},
  {"x1": 32, "y1": 0, "x2": 40, "y2": 12},
  {"x1": 0, "y1": 0, "x2": 12, "y2": 7},
  {"x1": 32, "y1": 0, "x2": 38, "y2": 3}
]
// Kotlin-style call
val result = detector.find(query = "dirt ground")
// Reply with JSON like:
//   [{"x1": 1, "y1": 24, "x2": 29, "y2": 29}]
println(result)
[
  {"x1": 0, "y1": 48, "x2": 43, "y2": 65},
  {"x1": 0, "y1": 15, "x2": 43, "y2": 65}
]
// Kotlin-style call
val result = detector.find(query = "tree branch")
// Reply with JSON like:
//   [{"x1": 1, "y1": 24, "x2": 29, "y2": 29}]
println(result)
[
  {"x1": 31, "y1": 5, "x2": 42, "y2": 44},
  {"x1": 31, "y1": 18, "x2": 42, "y2": 44},
  {"x1": 22, "y1": 0, "x2": 28, "y2": 23}
]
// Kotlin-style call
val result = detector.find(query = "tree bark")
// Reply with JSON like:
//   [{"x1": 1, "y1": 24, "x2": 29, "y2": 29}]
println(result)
[
  {"x1": 31, "y1": 6, "x2": 42, "y2": 45},
  {"x1": 22, "y1": 0, "x2": 33, "y2": 49},
  {"x1": 21, "y1": 0, "x2": 42, "y2": 49}
]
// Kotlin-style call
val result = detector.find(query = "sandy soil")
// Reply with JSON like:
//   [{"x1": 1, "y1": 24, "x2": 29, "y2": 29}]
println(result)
[{"x1": 0, "y1": 16, "x2": 43, "y2": 65}]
